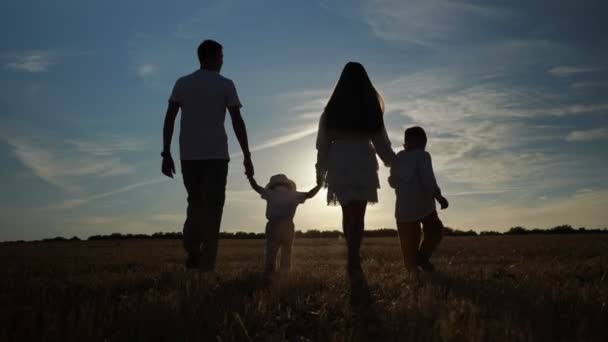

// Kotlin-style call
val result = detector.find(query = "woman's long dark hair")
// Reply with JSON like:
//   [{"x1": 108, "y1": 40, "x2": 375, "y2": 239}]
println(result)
[{"x1": 323, "y1": 62, "x2": 385, "y2": 132}]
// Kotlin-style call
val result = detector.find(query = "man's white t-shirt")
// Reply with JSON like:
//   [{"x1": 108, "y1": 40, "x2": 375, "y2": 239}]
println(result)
[{"x1": 169, "y1": 69, "x2": 242, "y2": 160}]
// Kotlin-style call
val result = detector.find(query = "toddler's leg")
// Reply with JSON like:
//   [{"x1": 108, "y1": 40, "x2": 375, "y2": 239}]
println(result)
[
  {"x1": 278, "y1": 224, "x2": 295, "y2": 274},
  {"x1": 397, "y1": 221, "x2": 421, "y2": 271},
  {"x1": 264, "y1": 222, "x2": 280, "y2": 274},
  {"x1": 419, "y1": 211, "x2": 444, "y2": 261}
]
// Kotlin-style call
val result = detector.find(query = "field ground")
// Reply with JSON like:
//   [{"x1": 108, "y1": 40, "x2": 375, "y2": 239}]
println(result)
[{"x1": 1, "y1": 236, "x2": 607, "y2": 341}]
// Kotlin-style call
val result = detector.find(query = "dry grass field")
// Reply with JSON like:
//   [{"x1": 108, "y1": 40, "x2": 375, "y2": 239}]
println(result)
[{"x1": 1, "y1": 235, "x2": 607, "y2": 341}]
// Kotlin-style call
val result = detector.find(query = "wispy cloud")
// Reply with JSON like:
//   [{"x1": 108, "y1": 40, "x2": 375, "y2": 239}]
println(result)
[
  {"x1": 566, "y1": 128, "x2": 608, "y2": 141},
  {"x1": 548, "y1": 65, "x2": 600, "y2": 78},
  {"x1": 67, "y1": 136, "x2": 146, "y2": 156},
  {"x1": 230, "y1": 125, "x2": 318, "y2": 158},
  {"x1": 3, "y1": 50, "x2": 56, "y2": 73},
  {"x1": 363, "y1": 0, "x2": 508, "y2": 47},
  {"x1": 446, "y1": 189, "x2": 509, "y2": 197},
  {"x1": 3, "y1": 50, "x2": 91, "y2": 73},
  {"x1": 0, "y1": 127, "x2": 141, "y2": 192},
  {"x1": 372, "y1": 69, "x2": 597, "y2": 194},
  {"x1": 571, "y1": 81, "x2": 608, "y2": 89},
  {"x1": 6, "y1": 137, "x2": 135, "y2": 191},
  {"x1": 272, "y1": 88, "x2": 328, "y2": 121},
  {"x1": 49, "y1": 178, "x2": 167, "y2": 209},
  {"x1": 172, "y1": 1, "x2": 234, "y2": 39},
  {"x1": 540, "y1": 104, "x2": 608, "y2": 116}
]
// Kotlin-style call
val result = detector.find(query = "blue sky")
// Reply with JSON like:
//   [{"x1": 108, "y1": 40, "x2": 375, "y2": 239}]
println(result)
[{"x1": 1, "y1": 0, "x2": 607, "y2": 240}]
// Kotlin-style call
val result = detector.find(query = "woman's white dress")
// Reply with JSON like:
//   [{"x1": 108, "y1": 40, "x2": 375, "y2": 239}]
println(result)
[{"x1": 315, "y1": 114, "x2": 395, "y2": 205}]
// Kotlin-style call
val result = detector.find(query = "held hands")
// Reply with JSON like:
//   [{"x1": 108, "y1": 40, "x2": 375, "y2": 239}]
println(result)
[
  {"x1": 437, "y1": 195, "x2": 449, "y2": 210},
  {"x1": 161, "y1": 153, "x2": 176, "y2": 178},
  {"x1": 388, "y1": 175, "x2": 396, "y2": 188},
  {"x1": 244, "y1": 154, "x2": 254, "y2": 177}
]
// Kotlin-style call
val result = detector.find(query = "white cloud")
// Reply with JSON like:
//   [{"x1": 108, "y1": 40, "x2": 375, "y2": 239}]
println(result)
[
  {"x1": 370, "y1": 70, "x2": 597, "y2": 195},
  {"x1": 548, "y1": 65, "x2": 599, "y2": 77},
  {"x1": 4, "y1": 50, "x2": 56, "y2": 73},
  {"x1": 566, "y1": 128, "x2": 608, "y2": 141},
  {"x1": 363, "y1": 0, "x2": 508, "y2": 47},
  {"x1": 381, "y1": 71, "x2": 608, "y2": 121},
  {"x1": 136, "y1": 63, "x2": 158, "y2": 78}
]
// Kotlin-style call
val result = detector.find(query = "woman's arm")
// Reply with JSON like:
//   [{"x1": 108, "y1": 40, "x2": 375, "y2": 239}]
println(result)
[
  {"x1": 371, "y1": 125, "x2": 396, "y2": 167},
  {"x1": 305, "y1": 184, "x2": 323, "y2": 199}
]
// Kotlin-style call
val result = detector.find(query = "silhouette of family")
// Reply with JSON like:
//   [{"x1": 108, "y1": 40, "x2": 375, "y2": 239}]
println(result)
[{"x1": 161, "y1": 40, "x2": 449, "y2": 281}]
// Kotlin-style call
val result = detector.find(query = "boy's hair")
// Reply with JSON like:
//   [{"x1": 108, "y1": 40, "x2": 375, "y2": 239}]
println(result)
[
  {"x1": 404, "y1": 126, "x2": 427, "y2": 149},
  {"x1": 197, "y1": 40, "x2": 223, "y2": 65}
]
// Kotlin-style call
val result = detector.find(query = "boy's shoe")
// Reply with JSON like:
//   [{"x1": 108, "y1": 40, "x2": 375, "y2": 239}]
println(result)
[
  {"x1": 185, "y1": 253, "x2": 201, "y2": 270},
  {"x1": 417, "y1": 257, "x2": 435, "y2": 272}
]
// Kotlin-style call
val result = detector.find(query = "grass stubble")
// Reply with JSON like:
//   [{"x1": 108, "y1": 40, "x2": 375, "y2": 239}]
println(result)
[{"x1": 1, "y1": 235, "x2": 607, "y2": 341}]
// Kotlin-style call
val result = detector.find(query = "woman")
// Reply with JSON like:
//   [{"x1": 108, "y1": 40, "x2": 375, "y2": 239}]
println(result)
[{"x1": 316, "y1": 62, "x2": 395, "y2": 279}]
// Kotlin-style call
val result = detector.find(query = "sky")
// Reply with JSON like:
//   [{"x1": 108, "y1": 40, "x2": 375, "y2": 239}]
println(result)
[{"x1": 1, "y1": 0, "x2": 607, "y2": 241}]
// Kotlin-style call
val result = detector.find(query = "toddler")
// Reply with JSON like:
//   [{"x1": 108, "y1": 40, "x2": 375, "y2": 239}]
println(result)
[{"x1": 248, "y1": 174, "x2": 321, "y2": 275}]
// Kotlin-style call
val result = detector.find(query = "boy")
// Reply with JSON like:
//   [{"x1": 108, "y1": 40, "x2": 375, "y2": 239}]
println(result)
[
  {"x1": 248, "y1": 174, "x2": 321, "y2": 275},
  {"x1": 389, "y1": 126, "x2": 449, "y2": 272}
]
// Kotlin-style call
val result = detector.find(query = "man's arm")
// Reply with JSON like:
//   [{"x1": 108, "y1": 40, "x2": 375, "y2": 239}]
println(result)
[
  {"x1": 228, "y1": 106, "x2": 254, "y2": 176},
  {"x1": 247, "y1": 176, "x2": 265, "y2": 195},
  {"x1": 163, "y1": 101, "x2": 179, "y2": 153},
  {"x1": 161, "y1": 101, "x2": 180, "y2": 178}
]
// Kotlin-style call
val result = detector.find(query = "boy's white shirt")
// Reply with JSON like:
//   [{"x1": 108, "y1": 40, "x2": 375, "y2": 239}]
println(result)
[
  {"x1": 169, "y1": 69, "x2": 242, "y2": 160},
  {"x1": 261, "y1": 188, "x2": 308, "y2": 221},
  {"x1": 390, "y1": 149, "x2": 439, "y2": 223}
]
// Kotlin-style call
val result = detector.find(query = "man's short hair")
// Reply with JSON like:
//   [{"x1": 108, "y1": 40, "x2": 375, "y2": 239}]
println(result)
[
  {"x1": 197, "y1": 40, "x2": 223, "y2": 64},
  {"x1": 404, "y1": 126, "x2": 427, "y2": 149}
]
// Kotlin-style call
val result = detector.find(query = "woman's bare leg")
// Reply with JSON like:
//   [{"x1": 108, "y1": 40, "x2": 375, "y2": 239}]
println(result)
[{"x1": 341, "y1": 201, "x2": 367, "y2": 274}]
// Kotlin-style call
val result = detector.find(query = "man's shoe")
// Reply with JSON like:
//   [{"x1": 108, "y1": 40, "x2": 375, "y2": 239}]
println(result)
[{"x1": 417, "y1": 257, "x2": 435, "y2": 272}]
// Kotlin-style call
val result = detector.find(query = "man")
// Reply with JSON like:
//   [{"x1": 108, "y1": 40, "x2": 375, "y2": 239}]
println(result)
[{"x1": 161, "y1": 39, "x2": 254, "y2": 270}]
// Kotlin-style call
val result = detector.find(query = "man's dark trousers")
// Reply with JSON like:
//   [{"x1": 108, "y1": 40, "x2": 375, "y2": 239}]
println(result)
[{"x1": 181, "y1": 159, "x2": 229, "y2": 269}]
